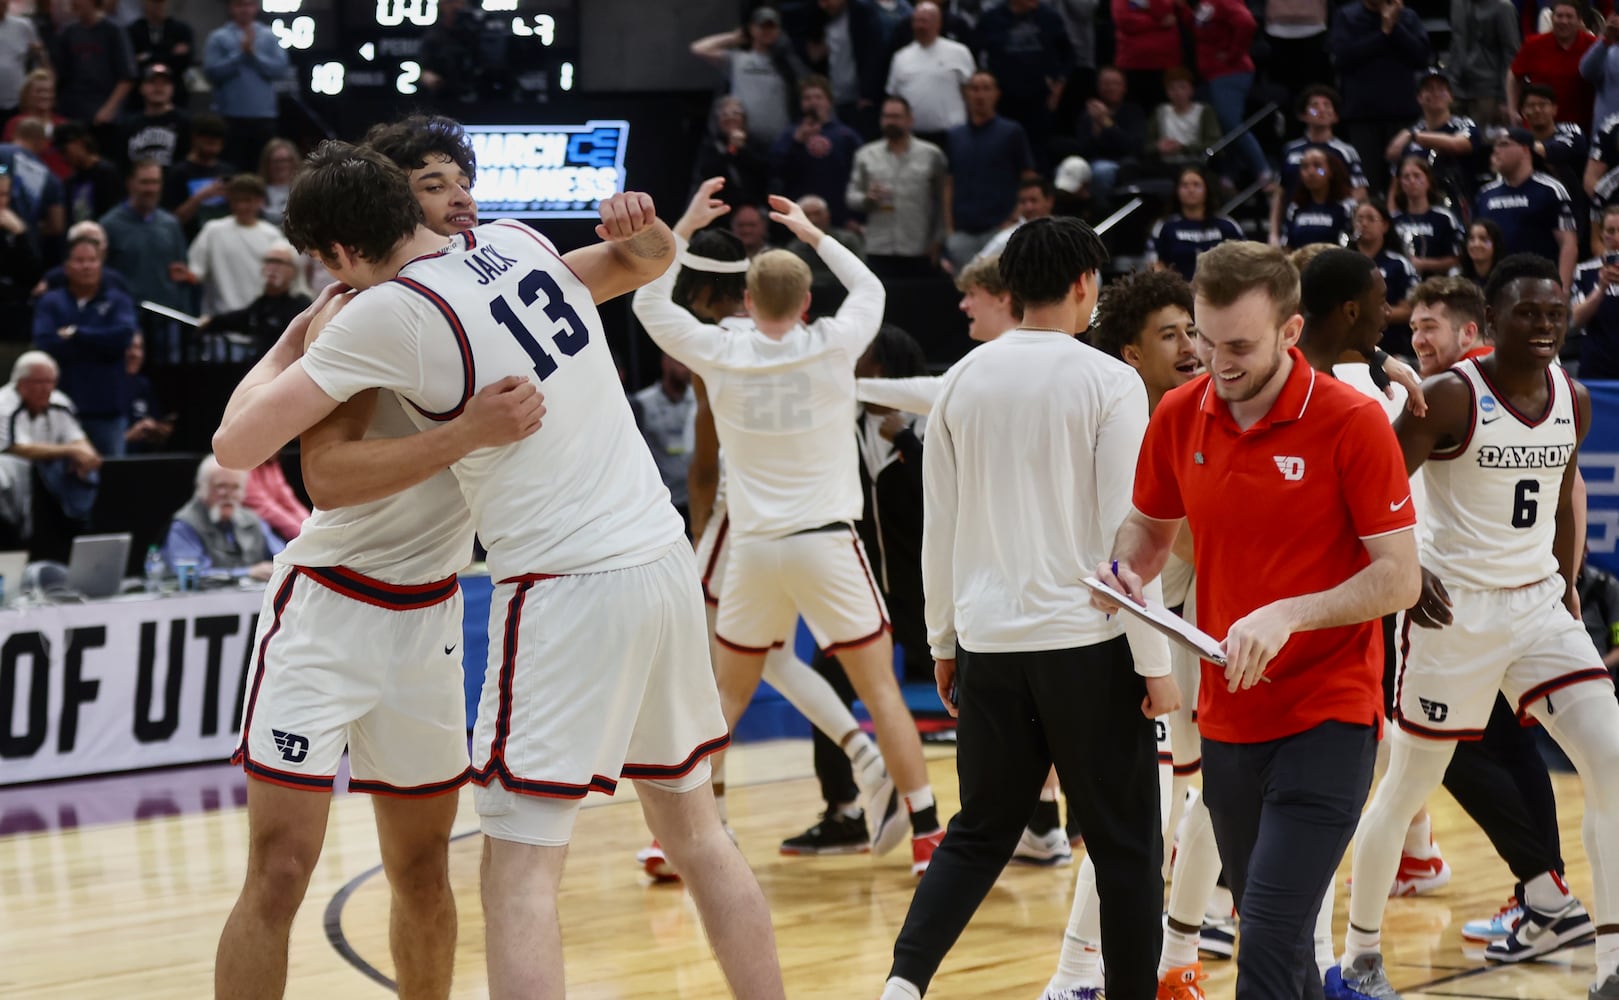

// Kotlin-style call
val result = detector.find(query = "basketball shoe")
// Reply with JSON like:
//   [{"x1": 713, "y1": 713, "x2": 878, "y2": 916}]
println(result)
[
  {"x1": 1324, "y1": 953, "x2": 1400, "y2": 999},
  {"x1": 854, "y1": 742, "x2": 905, "y2": 855},
  {"x1": 780, "y1": 808, "x2": 871, "y2": 855},
  {"x1": 636, "y1": 840, "x2": 678, "y2": 882},
  {"x1": 1484, "y1": 897, "x2": 1594, "y2": 962},
  {"x1": 1462, "y1": 897, "x2": 1522, "y2": 942},
  {"x1": 1011, "y1": 825, "x2": 1074, "y2": 866},
  {"x1": 912, "y1": 829, "x2": 944, "y2": 875},
  {"x1": 1158, "y1": 963, "x2": 1208, "y2": 1000}
]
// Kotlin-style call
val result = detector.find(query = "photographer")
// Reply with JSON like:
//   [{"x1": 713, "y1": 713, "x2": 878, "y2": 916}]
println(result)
[{"x1": 1571, "y1": 203, "x2": 1619, "y2": 378}]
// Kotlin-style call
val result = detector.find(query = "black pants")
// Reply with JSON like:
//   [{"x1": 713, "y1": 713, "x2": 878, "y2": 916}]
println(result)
[
  {"x1": 1203, "y1": 721, "x2": 1377, "y2": 1000},
  {"x1": 1443, "y1": 693, "x2": 1564, "y2": 884},
  {"x1": 889, "y1": 639, "x2": 1161, "y2": 998},
  {"x1": 1345, "y1": 119, "x2": 1405, "y2": 197}
]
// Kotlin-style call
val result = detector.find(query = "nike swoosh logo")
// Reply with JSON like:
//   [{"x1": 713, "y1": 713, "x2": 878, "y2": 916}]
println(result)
[
  {"x1": 445, "y1": 644, "x2": 457, "y2": 656},
  {"x1": 1390, "y1": 495, "x2": 1411, "y2": 512},
  {"x1": 1481, "y1": 414, "x2": 1502, "y2": 424}
]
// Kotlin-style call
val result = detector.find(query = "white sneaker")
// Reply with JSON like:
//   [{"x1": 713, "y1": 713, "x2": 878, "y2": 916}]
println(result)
[
  {"x1": 854, "y1": 743, "x2": 906, "y2": 855},
  {"x1": 1010, "y1": 825, "x2": 1073, "y2": 866}
]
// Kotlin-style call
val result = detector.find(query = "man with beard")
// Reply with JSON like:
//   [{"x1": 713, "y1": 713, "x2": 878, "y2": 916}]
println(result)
[{"x1": 846, "y1": 95, "x2": 948, "y2": 277}]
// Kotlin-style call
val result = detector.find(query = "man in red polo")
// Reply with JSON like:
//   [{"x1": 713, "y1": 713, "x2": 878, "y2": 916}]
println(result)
[
  {"x1": 1094, "y1": 240, "x2": 1421, "y2": 999},
  {"x1": 1508, "y1": 0, "x2": 1597, "y2": 128}
]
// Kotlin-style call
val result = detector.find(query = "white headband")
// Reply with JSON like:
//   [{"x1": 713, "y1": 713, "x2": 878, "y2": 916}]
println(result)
[{"x1": 678, "y1": 249, "x2": 751, "y2": 274}]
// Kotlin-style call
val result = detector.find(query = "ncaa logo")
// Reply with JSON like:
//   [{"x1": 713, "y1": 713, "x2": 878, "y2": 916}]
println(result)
[
  {"x1": 1480, "y1": 395, "x2": 1497, "y2": 414},
  {"x1": 1273, "y1": 456, "x2": 1306, "y2": 481}
]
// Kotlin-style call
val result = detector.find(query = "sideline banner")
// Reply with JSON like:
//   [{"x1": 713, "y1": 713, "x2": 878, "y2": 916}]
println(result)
[
  {"x1": 0, "y1": 590, "x2": 265, "y2": 785},
  {"x1": 1582, "y1": 382, "x2": 1619, "y2": 575}
]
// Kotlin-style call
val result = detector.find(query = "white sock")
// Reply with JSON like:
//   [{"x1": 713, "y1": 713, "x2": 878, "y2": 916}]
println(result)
[
  {"x1": 1207, "y1": 884, "x2": 1234, "y2": 920},
  {"x1": 845, "y1": 730, "x2": 878, "y2": 766},
  {"x1": 880, "y1": 976, "x2": 922, "y2": 1000},
  {"x1": 1342, "y1": 926, "x2": 1380, "y2": 965},
  {"x1": 1523, "y1": 870, "x2": 1572, "y2": 913},
  {"x1": 1598, "y1": 932, "x2": 1619, "y2": 981},
  {"x1": 837, "y1": 800, "x2": 863, "y2": 820},
  {"x1": 1402, "y1": 812, "x2": 1434, "y2": 858},
  {"x1": 1050, "y1": 854, "x2": 1104, "y2": 989},
  {"x1": 904, "y1": 787, "x2": 935, "y2": 815},
  {"x1": 1315, "y1": 878, "x2": 1337, "y2": 978},
  {"x1": 1159, "y1": 924, "x2": 1199, "y2": 977}
]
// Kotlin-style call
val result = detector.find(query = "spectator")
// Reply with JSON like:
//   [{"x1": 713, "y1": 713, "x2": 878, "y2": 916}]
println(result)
[
  {"x1": 1328, "y1": 0, "x2": 1433, "y2": 196},
  {"x1": 5, "y1": 117, "x2": 65, "y2": 241},
  {"x1": 1384, "y1": 71, "x2": 1479, "y2": 210},
  {"x1": 1071, "y1": 65, "x2": 1146, "y2": 210},
  {"x1": 946, "y1": 70, "x2": 1036, "y2": 264},
  {"x1": 52, "y1": 0, "x2": 134, "y2": 130},
  {"x1": 0, "y1": 0, "x2": 46, "y2": 123},
  {"x1": 3, "y1": 68, "x2": 68, "y2": 177},
  {"x1": 1450, "y1": 0, "x2": 1521, "y2": 126},
  {"x1": 1391, "y1": 155, "x2": 1465, "y2": 275},
  {"x1": 872, "y1": 0, "x2": 915, "y2": 48},
  {"x1": 197, "y1": 237, "x2": 307, "y2": 361},
  {"x1": 1585, "y1": 13, "x2": 1619, "y2": 135},
  {"x1": 974, "y1": 0, "x2": 1074, "y2": 163},
  {"x1": 847, "y1": 95, "x2": 948, "y2": 276},
  {"x1": 730, "y1": 201, "x2": 775, "y2": 257},
  {"x1": 1147, "y1": 165, "x2": 1245, "y2": 280},
  {"x1": 1051, "y1": 0, "x2": 1100, "y2": 104},
  {"x1": 203, "y1": 0, "x2": 288, "y2": 171},
  {"x1": 793, "y1": 0, "x2": 897, "y2": 138},
  {"x1": 1474, "y1": 126, "x2": 1578, "y2": 289},
  {"x1": 1571, "y1": 203, "x2": 1619, "y2": 378},
  {"x1": 633, "y1": 351, "x2": 697, "y2": 524},
  {"x1": 0, "y1": 170, "x2": 41, "y2": 337},
  {"x1": 416, "y1": 0, "x2": 479, "y2": 102},
  {"x1": 0, "y1": 351, "x2": 99, "y2": 549},
  {"x1": 1587, "y1": 99, "x2": 1619, "y2": 226},
  {"x1": 785, "y1": 193, "x2": 867, "y2": 304},
  {"x1": 99, "y1": 159, "x2": 187, "y2": 363},
  {"x1": 1517, "y1": 83, "x2": 1592, "y2": 250},
  {"x1": 1193, "y1": 0, "x2": 1271, "y2": 185},
  {"x1": 974, "y1": 174, "x2": 1055, "y2": 261},
  {"x1": 31, "y1": 232, "x2": 135, "y2": 456},
  {"x1": 886, "y1": 1, "x2": 975, "y2": 146},
  {"x1": 1459, "y1": 217, "x2": 1505, "y2": 287},
  {"x1": 1263, "y1": 0, "x2": 1330, "y2": 98},
  {"x1": 769, "y1": 74, "x2": 863, "y2": 225},
  {"x1": 1109, "y1": 0, "x2": 1181, "y2": 111},
  {"x1": 257, "y1": 136, "x2": 296, "y2": 225},
  {"x1": 1145, "y1": 67, "x2": 1222, "y2": 172},
  {"x1": 187, "y1": 172, "x2": 279, "y2": 319},
  {"x1": 54, "y1": 120, "x2": 120, "y2": 223},
  {"x1": 119, "y1": 331, "x2": 170, "y2": 452},
  {"x1": 690, "y1": 7, "x2": 801, "y2": 148},
  {"x1": 1272, "y1": 85, "x2": 1370, "y2": 243},
  {"x1": 162, "y1": 454, "x2": 283, "y2": 580},
  {"x1": 117, "y1": 61, "x2": 187, "y2": 168},
  {"x1": 1353, "y1": 200, "x2": 1419, "y2": 355},
  {"x1": 1508, "y1": 0, "x2": 1597, "y2": 128},
  {"x1": 35, "y1": 219, "x2": 129, "y2": 296},
  {"x1": 690, "y1": 96, "x2": 772, "y2": 213},
  {"x1": 243, "y1": 456, "x2": 307, "y2": 540},
  {"x1": 161, "y1": 110, "x2": 233, "y2": 235},
  {"x1": 126, "y1": 0, "x2": 191, "y2": 109},
  {"x1": 1283, "y1": 145, "x2": 1357, "y2": 247}
]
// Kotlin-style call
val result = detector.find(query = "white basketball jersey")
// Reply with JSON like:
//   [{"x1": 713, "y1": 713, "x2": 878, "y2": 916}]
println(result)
[
  {"x1": 278, "y1": 390, "x2": 473, "y2": 583},
  {"x1": 1422, "y1": 358, "x2": 1579, "y2": 590},
  {"x1": 300, "y1": 220, "x2": 682, "y2": 582}
]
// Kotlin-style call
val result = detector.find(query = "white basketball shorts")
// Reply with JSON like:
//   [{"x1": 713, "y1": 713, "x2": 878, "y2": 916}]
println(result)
[
  {"x1": 1395, "y1": 573, "x2": 1614, "y2": 739},
  {"x1": 714, "y1": 523, "x2": 889, "y2": 654},
  {"x1": 234, "y1": 564, "x2": 470, "y2": 795},
  {"x1": 472, "y1": 542, "x2": 730, "y2": 846},
  {"x1": 694, "y1": 505, "x2": 729, "y2": 608}
]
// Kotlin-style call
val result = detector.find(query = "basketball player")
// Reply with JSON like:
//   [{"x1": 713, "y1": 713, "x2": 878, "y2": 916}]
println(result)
[
  {"x1": 213, "y1": 144, "x2": 785, "y2": 999},
  {"x1": 212, "y1": 117, "x2": 533, "y2": 1000},
  {"x1": 1408, "y1": 276, "x2": 1594, "y2": 949},
  {"x1": 1099, "y1": 241, "x2": 1421, "y2": 1000},
  {"x1": 1334, "y1": 254, "x2": 1619, "y2": 1000},
  {"x1": 633, "y1": 179, "x2": 939, "y2": 872},
  {"x1": 637, "y1": 221, "x2": 903, "y2": 877}
]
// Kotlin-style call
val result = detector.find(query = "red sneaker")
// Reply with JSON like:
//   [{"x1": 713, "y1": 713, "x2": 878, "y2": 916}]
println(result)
[
  {"x1": 1157, "y1": 962, "x2": 1208, "y2": 1000},
  {"x1": 911, "y1": 829, "x2": 944, "y2": 876},
  {"x1": 1392, "y1": 847, "x2": 1451, "y2": 897},
  {"x1": 636, "y1": 839, "x2": 679, "y2": 882}
]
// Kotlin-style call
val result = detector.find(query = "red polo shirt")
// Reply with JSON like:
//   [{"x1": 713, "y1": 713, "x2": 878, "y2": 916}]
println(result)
[
  {"x1": 1133, "y1": 348, "x2": 1417, "y2": 743},
  {"x1": 1511, "y1": 32, "x2": 1598, "y2": 129}
]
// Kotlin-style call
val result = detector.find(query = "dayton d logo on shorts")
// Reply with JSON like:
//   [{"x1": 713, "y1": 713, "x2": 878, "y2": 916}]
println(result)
[{"x1": 272, "y1": 729, "x2": 310, "y2": 764}]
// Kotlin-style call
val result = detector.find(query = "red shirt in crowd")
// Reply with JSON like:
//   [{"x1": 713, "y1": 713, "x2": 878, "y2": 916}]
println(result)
[
  {"x1": 1511, "y1": 30, "x2": 1598, "y2": 128},
  {"x1": 1133, "y1": 347, "x2": 1417, "y2": 744},
  {"x1": 1192, "y1": 0, "x2": 1257, "y2": 81}
]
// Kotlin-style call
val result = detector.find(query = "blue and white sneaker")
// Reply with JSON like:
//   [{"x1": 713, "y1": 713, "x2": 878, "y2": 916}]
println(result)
[
  {"x1": 1040, "y1": 988, "x2": 1103, "y2": 1000},
  {"x1": 1324, "y1": 954, "x2": 1401, "y2": 999},
  {"x1": 1199, "y1": 912, "x2": 1236, "y2": 960},
  {"x1": 1484, "y1": 896, "x2": 1595, "y2": 962},
  {"x1": 1462, "y1": 898, "x2": 1522, "y2": 942}
]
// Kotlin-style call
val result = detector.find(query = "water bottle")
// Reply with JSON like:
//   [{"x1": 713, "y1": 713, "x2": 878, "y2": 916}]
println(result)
[{"x1": 144, "y1": 545, "x2": 166, "y2": 593}]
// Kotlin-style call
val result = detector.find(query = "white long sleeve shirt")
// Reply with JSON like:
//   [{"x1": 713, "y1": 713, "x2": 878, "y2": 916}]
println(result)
[
  {"x1": 923, "y1": 329, "x2": 1171, "y2": 676},
  {"x1": 632, "y1": 234, "x2": 885, "y2": 541},
  {"x1": 857, "y1": 374, "x2": 942, "y2": 415}
]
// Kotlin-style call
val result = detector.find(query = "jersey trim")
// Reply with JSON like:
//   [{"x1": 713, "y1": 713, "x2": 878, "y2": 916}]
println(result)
[
  {"x1": 1429, "y1": 369, "x2": 1477, "y2": 460},
  {"x1": 701, "y1": 515, "x2": 729, "y2": 605},
  {"x1": 620, "y1": 734, "x2": 731, "y2": 781},
  {"x1": 489, "y1": 219, "x2": 586, "y2": 286},
  {"x1": 1360, "y1": 524, "x2": 1417, "y2": 541},
  {"x1": 242, "y1": 757, "x2": 337, "y2": 791},
  {"x1": 232, "y1": 573, "x2": 305, "y2": 777},
  {"x1": 1515, "y1": 667, "x2": 1614, "y2": 721},
  {"x1": 1559, "y1": 366, "x2": 1583, "y2": 438},
  {"x1": 1393, "y1": 615, "x2": 1486, "y2": 741},
  {"x1": 298, "y1": 565, "x2": 460, "y2": 611},
  {"x1": 390, "y1": 275, "x2": 476, "y2": 422},
  {"x1": 1471, "y1": 359, "x2": 1556, "y2": 429},
  {"x1": 349, "y1": 770, "x2": 473, "y2": 798}
]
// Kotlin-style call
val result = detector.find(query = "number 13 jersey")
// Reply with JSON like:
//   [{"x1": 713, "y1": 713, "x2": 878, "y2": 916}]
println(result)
[
  {"x1": 1422, "y1": 357, "x2": 1580, "y2": 591},
  {"x1": 301, "y1": 220, "x2": 683, "y2": 581}
]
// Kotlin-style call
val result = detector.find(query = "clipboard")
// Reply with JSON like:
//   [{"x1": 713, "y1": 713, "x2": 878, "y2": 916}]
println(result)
[{"x1": 1082, "y1": 576, "x2": 1228, "y2": 667}]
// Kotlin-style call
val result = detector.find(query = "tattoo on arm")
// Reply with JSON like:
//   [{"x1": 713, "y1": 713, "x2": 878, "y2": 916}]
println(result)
[{"x1": 625, "y1": 227, "x2": 673, "y2": 261}]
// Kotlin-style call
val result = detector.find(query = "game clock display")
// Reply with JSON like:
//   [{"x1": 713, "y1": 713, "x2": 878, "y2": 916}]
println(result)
[{"x1": 265, "y1": 0, "x2": 578, "y2": 102}]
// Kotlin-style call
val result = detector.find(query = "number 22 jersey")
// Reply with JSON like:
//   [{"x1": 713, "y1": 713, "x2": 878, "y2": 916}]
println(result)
[
  {"x1": 1422, "y1": 357, "x2": 1580, "y2": 591},
  {"x1": 300, "y1": 220, "x2": 683, "y2": 581}
]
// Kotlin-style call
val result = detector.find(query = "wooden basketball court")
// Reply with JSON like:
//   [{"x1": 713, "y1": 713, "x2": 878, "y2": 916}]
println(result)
[{"x1": 0, "y1": 739, "x2": 1597, "y2": 998}]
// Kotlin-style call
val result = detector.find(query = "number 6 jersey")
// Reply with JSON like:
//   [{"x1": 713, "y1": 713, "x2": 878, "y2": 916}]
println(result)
[
  {"x1": 1422, "y1": 357, "x2": 1581, "y2": 591},
  {"x1": 300, "y1": 220, "x2": 683, "y2": 581}
]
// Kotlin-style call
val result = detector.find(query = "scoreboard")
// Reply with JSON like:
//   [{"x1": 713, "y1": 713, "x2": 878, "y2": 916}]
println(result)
[{"x1": 264, "y1": 0, "x2": 579, "y2": 102}]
